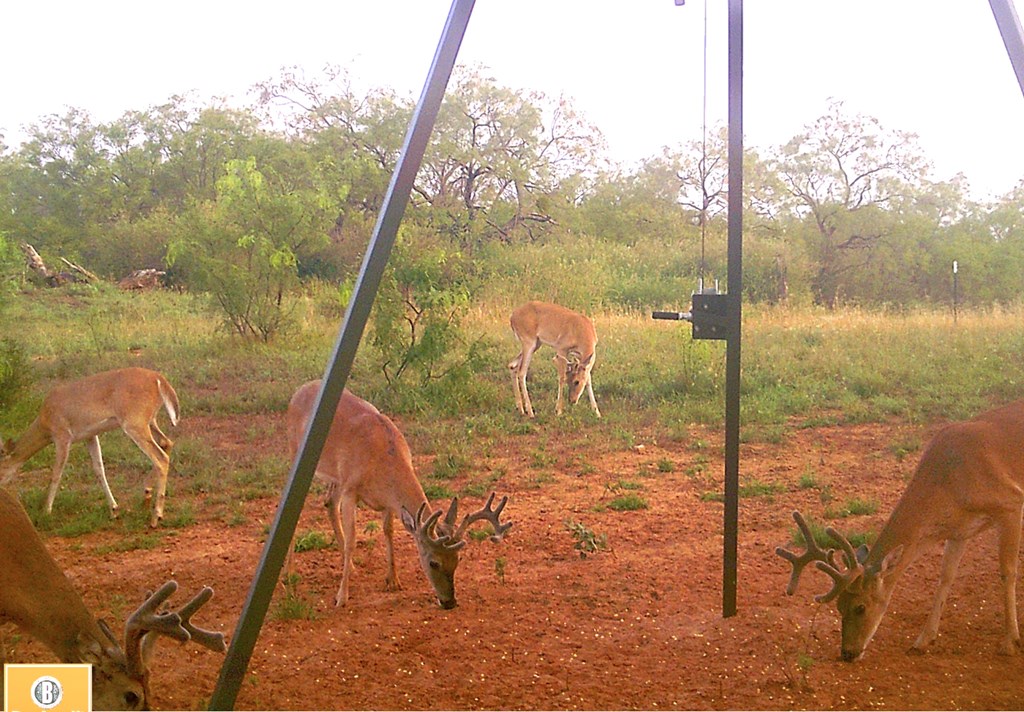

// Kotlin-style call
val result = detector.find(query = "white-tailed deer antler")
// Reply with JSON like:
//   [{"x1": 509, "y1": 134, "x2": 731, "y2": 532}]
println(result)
[
  {"x1": 776, "y1": 510, "x2": 836, "y2": 595},
  {"x1": 405, "y1": 502, "x2": 466, "y2": 553},
  {"x1": 777, "y1": 399, "x2": 1024, "y2": 661},
  {"x1": 287, "y1": 381, "x2": 513, "y2": 609},
  {"x1": 125, "y1": 581, "x2": 226, "y2": 678},
  {"x1": 814, "y1": 526, "x2": 866, "y2": 604},
  {"x1": 0, "y1": 488, "x2": 224, "y2": 709},
  {"x1": 447, "y1": 492, "x2": 514, "y2": 543}
]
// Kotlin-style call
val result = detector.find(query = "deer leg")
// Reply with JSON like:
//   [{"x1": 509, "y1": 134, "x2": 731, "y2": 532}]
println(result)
[
  {"x1": 585, "y1": 374, "x2": 601, "y2": 418},
  {"x1": 996, "y1": 508, "x2": 1022, "y2": 655},
  {"x1": 325, "y1": 484, "x2": 344, "y2": 549},
  {"x1": 85, "y1": 436, "x2": 119, "y2": 518},
  {"x1": 554, "y1": 355, "x2": 567, "y2": 415},
  {"x1": 517, "y1": 343, "x2": 539, "y2": 418},
  {"x1": 45, "y1": 437, "x2": 72, "y2": 514},
  {"x1": 150, "y1": 419, "x2": 174, "y2": 453},
  {"x1": 912, "y1": 537, "x2": 967, "y2": 651},
  {"x1": 383, "y1": 511, "x2": 402, "y2": 591},
  {"x1": 334, "y1": 495, "x2": 357, "y2": 607},
  {"x1": 508, "y1": 351, "x2": 526, "y2": 415},
  {"x1": 123, "y1": 425, "x2": 170, "y2": 528}
]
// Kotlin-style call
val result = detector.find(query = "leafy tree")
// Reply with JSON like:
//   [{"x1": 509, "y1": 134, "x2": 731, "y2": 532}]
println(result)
[
  {"x1": 769, "y1": 100, "x2": 932, "y2": 307},
  {"x1": 168, "y1": 154, "x2": 337, "y2": 340}
]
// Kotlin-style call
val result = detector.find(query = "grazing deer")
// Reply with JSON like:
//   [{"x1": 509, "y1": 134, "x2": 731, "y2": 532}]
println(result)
[
  {"x1": 0, "y1": 487, "x2": 225, "y2": 710},
  {"x1": 508, "y1": 301, "x2": 601, "y2": 418},
  {"x1": 777, "y1": 400, "x2": 1024, "y2": 660},
  {"x1": 286, "y1": 381, "x2": 513, "y2": 608},
  {"x1": 0, "y1": 367, "x2": 179, "y2": 528}
]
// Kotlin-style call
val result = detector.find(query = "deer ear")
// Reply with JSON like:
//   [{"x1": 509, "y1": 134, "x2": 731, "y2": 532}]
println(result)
[
  {"x1": 878, "y1": 545, "x2": 904, "y2": 576},
  {"x1": 400, "y1": 506, "x2": 416, "y2": 534}
]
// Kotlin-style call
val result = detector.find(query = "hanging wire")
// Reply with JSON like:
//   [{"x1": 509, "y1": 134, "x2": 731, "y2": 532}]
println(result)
[{"x1": 699, "y1": 0, "x2": 709, "y2": 292}]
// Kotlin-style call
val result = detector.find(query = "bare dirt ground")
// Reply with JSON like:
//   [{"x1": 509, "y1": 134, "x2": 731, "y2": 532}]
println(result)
[{"x1": 6, "y1": 413, "x2": 1024, "y2": 710}]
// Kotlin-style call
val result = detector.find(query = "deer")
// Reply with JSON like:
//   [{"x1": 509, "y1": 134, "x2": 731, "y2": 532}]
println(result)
[
  {"x1": 0, "y1": 367, "x2": 179, "y2": 528},
  {"x1": 508, "y1": 300, "x2": 601, "y2": 418},
  {"x1": 776, "y1": 399, "x2": 1024, "y2": 661},
  {"x1": 0, "y1": 486, "x2": 225, "y2": 709},
  {"x1": 286, "y1": 380, "x2": 513, "y2": 608}
]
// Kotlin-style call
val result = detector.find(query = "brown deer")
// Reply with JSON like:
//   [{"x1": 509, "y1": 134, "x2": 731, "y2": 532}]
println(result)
[
  {"x1": 0, "y1": 487, "x2": 225, "y2": 709},
  {"x1": 286, "y1": 381, "x2": 512, "y2": 608},
  {"x1": 777, "y1": 400, "x2": 1024, "y2": 660},
  {"x1": 0, "y1": 367, "x2": 179, "y2": 527},
  {"x1": 508, "y1": 301, "x2": 600, "y2": 418}
]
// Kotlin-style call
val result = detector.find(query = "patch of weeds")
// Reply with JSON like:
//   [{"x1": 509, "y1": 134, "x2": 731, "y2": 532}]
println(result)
[
  {"x1": 818, "y1": 484, "x2": 834, "y2": 505},
  {"x1": 525, "y1": 472, "x2": 556, "y2": 489},
  {"x1": 565, "y1": 519, "x2": 608, "y2": 558},
  {"x1": 494, "y1": 557, "x2": 507, "y2": 584},
  {"x1": 889, "y1": 436, "x2": 921, "y2": 462},
  {"x1": 529, "y1": 448, "x2": 557, "y2": 469},
  {"x1": 432, "y1": 450, "x2": 469, "y2": 480},
  {"x1": 273, "y1": 573, "x2": 318, "y2": 621},
  {"x1": 613, "y1": 428, "x2": 636, "y2": 450},
  {"x1": 826, "y1": 498, "x2": 879, "y2": 518},
  {"x1": 424, "y1": 483, "x2": 456, "y2": 499},
  {"x1": 798, "y1": 468, "x2": 819, "y2": 490},
  {"x1": 657, "y1": 459, "x2": 676, "y2": 473},
  {"x1": 364, "y1": 521, "x2": 380, "y2": 534},
  {"x1": 294, "y1": 530, "x2": 332, "y2": 552},
  {"x1": 607, "y1": 493, "x2": 649, "y2": 511},
  {"x1": 94, "y1": 533, "x2": 163, "y2": 555}
]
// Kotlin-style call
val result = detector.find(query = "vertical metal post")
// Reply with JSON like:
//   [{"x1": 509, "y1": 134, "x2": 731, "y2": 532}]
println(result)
[
  {"x1": 952, "y1": 260, "x2": 959, "y2": 324},
  {"x1": 722, "y1": 0, "x2": 743, "y2": 619},
  {"x1": 207, "y1": 1, "x2": 476, "y2": 708},
  {"x1": 989, "y1": 0, "x2": 1024, "y2": 97}
]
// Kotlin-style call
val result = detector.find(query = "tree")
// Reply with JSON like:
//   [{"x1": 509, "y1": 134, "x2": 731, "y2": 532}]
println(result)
[
  {"x1": 167, "y1": 153, "x2": 338, "y2": 340},
  {"x1": 769, "y1": 100, "x2": 932, "y2": 308}
]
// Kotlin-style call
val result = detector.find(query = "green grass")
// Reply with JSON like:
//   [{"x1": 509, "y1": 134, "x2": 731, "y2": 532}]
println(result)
[{"x1": 606, "y1": 493, "x2": 649, "y2": 512}]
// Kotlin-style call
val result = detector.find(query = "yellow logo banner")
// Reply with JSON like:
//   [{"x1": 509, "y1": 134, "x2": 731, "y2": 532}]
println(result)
[{"x1": 4, "y1": 664, "x2": 91, "y2": 712}]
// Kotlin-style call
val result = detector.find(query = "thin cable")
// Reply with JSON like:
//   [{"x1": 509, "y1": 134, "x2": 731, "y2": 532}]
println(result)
[{"x1": 700, "y1": 0, "x2": 708, "y2": 291}]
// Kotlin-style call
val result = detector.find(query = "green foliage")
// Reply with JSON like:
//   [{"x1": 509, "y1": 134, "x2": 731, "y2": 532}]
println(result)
[
  {"x1": 294, "y1": 530, "x2": 333, "y2": 552},
  {"x1": 369, "y1": 227, "x2": 480, "y2": 400},
  {"x1": 273, "y1": 574, "x2": 319, "y2": 621},
  {"x1": 607, "y1": 493, "x2": 649, "y2": 511},
  {"x1": 0, "y1": 337, "x2": 31, "y2": 410},
  {"x1": 167, "y1": 156, "x2": 334, "y2": 341},
  {"x1": 565, "y1": 519, "x2": 608, "y2": 558}
]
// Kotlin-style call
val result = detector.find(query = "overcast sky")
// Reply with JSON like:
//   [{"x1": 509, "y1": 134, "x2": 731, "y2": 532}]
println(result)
[{"x1": 3, "y1": 1, "x2": 1022, "y2": 199}]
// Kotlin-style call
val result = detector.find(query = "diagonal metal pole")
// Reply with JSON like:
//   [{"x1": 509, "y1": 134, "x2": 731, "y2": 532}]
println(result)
[
  {"x1": 208, "y1": 0, "x2": 476, "y2": 707},
  {"x1": 989, "y1": 0, "x2": 1024, "y2": 97},
  {"x1": 722, "y1": 0, "x2": 743, "y2": 619}
]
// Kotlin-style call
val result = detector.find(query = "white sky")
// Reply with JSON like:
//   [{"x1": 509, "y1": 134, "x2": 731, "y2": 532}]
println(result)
[{"x1": 3, "y1": 1, "x2": 1023, "y2": 200}]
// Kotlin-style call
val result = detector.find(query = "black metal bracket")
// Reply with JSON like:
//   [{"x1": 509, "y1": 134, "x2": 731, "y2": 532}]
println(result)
[{"x1": 652, "y1": 291, "x2": 736, "y2": 341}]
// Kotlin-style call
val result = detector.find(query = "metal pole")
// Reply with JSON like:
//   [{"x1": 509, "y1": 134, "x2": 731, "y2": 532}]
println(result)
[
  {"x1": 722, "y1": 0, "x2": 743, "y2": 619},
  {"x1": 989, "y1": 0, "x2": 1024, "y2": 97},
  {"x1": 952, "y1": 260, "x2": 959, "y2": 324},
  {"x1": 207, "y1": 0, "x2": 476, "y2": 707}
]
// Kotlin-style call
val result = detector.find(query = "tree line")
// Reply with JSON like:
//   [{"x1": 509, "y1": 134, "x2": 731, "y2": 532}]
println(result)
[{"x1": 1, "y1": 66, "x2": 1022, "y2": 335}]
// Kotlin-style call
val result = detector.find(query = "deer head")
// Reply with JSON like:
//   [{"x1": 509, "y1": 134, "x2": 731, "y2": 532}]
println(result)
[
  {"x1": 82, "y1": 581, "x2": 225, "y2": 709},
  {"x1": 402, "y1": 493, "x2": 513, "y2": 609},
  {"x1": 776, "y1": 510, "x2": 903, "y2": 661}
]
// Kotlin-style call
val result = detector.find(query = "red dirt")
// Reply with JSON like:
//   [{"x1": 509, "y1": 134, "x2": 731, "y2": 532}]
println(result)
[{"x1": 6, "y1": 415, "x2": 1024, "y2": 710}]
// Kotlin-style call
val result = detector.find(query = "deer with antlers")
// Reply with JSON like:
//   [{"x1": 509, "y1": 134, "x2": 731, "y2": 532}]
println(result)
[
  {"x1": 777, "y1": 400, "x2": 1024, "y2": 661},
  {"x1": 508, "y1": 301, "x2": 601, "y2": 418},
  {"x1": 0, "y1": 487, "x2": 225, "y2": 709},
  {"x1": 286, "y1": 381, "x2": 513, "y2": 608},
  {"x1": 0, "y1": 367, "x2": 179, "y2": 528}
]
